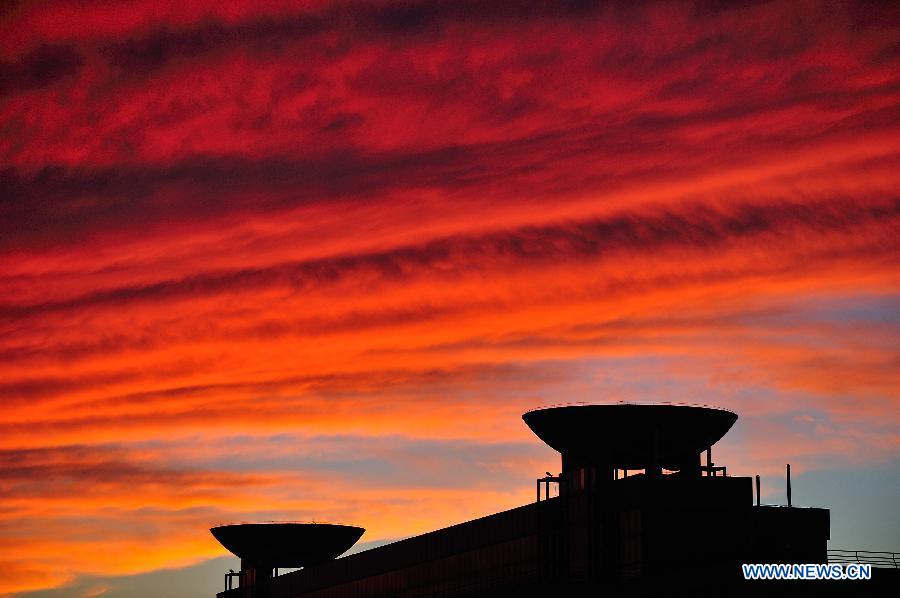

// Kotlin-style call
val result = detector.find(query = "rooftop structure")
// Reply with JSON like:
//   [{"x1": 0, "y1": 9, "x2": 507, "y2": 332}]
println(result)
[
  {"x1": 211, "y1": 403, "x2": 898, "y2": 597},
  {"x1": 523, "y1": 403, "x2": 736, "y2": 473},
  {"x1": 211, "y1": 523, "x2": 364, "y2": 592}
]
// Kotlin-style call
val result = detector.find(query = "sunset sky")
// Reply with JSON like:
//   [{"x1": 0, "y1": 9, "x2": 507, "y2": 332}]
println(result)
[{"x1": 1, "y1": 1, "x2": 899, "y2": 596}]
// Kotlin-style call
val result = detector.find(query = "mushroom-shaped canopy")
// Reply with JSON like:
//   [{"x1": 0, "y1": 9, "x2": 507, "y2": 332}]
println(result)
[
  {"x1": 210, "y1": 523, "x2": 365, "y2": 568},
  {"x1": 523, "y1": 404, "x2": 736, "y2": 471}
]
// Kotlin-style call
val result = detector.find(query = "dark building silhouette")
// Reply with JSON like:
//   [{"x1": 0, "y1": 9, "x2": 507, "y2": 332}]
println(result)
[{"x1": 212, "y1": 404, "x2": 898, "y2": 597}]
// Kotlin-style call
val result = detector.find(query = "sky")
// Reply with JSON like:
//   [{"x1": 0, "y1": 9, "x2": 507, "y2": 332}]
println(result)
[{"x1": 0, "y1": 0, "x2": 898, "y2": 595}]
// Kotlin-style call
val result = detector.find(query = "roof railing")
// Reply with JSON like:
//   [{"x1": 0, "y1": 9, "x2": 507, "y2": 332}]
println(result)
[
  {"x1": 827, "y1": 549, "x2": 899, "y2": 568},
  {"x1": 210, "y1": 520, "x2": 359, "y2": 527},
  {"x1": 522, "y1": 401, "x2": 736, "y2": 414}
]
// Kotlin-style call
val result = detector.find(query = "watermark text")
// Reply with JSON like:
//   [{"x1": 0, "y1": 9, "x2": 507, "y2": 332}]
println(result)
[{"x1": 742, "y1": 563, "x2": 871, "y2": 581}]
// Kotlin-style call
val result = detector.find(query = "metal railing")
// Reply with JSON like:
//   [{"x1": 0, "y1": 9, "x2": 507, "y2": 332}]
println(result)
[
  {"x1": 522, "y1": 400, "x2": 735, "y2": 414},
  {"x1": 828, "y1": 549, "x2": 899, "y2": 568}
]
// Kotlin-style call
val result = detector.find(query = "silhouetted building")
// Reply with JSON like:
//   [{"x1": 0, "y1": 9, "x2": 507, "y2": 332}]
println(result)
[{"x1": 212, "y1": 404, "x2": 898, "y2": 596}]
